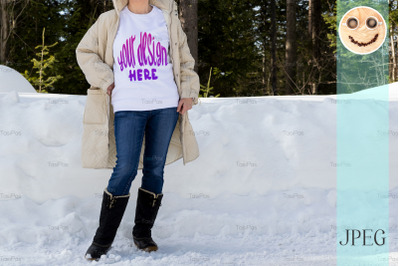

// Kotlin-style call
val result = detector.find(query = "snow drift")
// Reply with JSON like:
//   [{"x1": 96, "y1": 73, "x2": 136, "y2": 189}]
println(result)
[
  {"x1": 0, "y1": 65, "x2": 36, "y2": 93},
  {"x1": 0, "y1": 84, "x2": 397, "y2": 265}
]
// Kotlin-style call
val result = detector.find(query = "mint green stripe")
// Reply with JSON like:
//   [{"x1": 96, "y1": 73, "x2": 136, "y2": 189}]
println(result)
[{"x1": 336, "y1": 2, "x2": 390, "y2": 265}]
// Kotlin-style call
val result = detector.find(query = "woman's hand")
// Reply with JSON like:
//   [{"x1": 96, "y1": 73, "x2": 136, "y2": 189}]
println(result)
[
  {"x1": 177, "y1": 98, "x2": 193, "y2": 115},
  {"x1": 107, "y1": 83, "x2": 115, "y2": 96}
]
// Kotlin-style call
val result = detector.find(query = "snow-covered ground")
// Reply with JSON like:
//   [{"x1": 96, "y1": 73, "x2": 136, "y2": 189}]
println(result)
[{"x1": 0, "y1": 84, "x2": 397, "y2": 265}]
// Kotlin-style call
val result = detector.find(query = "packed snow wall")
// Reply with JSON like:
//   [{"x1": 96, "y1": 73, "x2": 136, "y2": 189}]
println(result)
[{"x1": 0, "y1": 86, "x2": 397, "y2": 265}]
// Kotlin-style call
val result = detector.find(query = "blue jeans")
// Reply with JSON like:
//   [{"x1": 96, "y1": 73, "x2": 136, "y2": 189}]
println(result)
[{"x1": 107, "y1": 107, "x2": 179, "y2": 196}]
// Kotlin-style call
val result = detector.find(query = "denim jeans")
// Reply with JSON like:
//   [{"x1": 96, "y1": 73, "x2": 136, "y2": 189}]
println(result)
[{"x1": 106, "y1": 107, "x2": 179, "y2": 196}]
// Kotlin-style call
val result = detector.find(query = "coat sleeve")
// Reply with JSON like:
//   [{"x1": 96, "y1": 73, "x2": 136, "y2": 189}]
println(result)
[
  {"x1": 176, "y1": 16, "x2": 200, "y2": 105},
  {"x1": 76, "y1": 14, "x2": 114, "y2": 93}
]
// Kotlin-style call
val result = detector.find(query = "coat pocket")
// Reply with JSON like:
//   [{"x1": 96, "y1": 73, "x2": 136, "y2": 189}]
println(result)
[{"x1": 83, "y1": 88, "x2": 107, "y2": 125}]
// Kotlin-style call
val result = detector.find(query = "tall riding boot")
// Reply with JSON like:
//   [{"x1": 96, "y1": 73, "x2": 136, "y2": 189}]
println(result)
[
  {"x1": 132, "y1": 187, "x2": 163, "y2": 252},
  {"x1": 85, "y1": 189, "x2": 130, "y2": 261}
]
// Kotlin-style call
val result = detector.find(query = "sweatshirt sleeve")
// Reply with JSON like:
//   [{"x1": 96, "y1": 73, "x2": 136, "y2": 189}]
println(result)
[
  {"x1": 176, "y1": 16, "x2": 200, "y2": 105},
  {"x1": 76, "y1": 14, "x2": 114, "y2": 93}
]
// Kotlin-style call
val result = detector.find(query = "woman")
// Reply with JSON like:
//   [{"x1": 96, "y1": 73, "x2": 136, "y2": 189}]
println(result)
[{"x1": 76, "y1": 0, "x2": 200, "y2": 261}]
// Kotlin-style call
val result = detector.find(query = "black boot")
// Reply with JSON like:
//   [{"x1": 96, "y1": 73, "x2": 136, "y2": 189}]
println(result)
[
  {"x1": 85, "y1": 189, "x2": 130, "y2": 261},
  {"x1": 132, "y1": 187, "x2": 163, "y2": 252}
]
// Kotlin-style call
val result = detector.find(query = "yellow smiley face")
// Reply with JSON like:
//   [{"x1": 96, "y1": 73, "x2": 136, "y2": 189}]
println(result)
[{"x1": 339, "y1": 6, "x2": 387, "y2": 55}]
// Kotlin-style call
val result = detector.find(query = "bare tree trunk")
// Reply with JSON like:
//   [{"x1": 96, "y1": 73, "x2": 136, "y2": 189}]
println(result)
[
  {"x1": 259, "y1": 2, "x2": 268, "y2": 95},
  {"x1": 263, "y1": 44, "x2": 268, "y2": 95},
  {"x1": 285, "y1": 0, "x2": 297, "y2": 94},
  {"x1": 0, "y1": 0, "x2": 8, "y2": 64},
  {"x1": 178, "y1": 0, "x2": 198, "y2": 72},
  {"x1": 389, "y1": 0, "x2": 398, "y2": 82},
  {"x1": 308, "y1": 0, "x2": 312, "y2": 35},
  {"x1": 309, "y1": 0, "x2": 321, "y2": 94},
  {"x1": 0, "y1": 0, "x2": 29, "y2": 65},
  {"x1": 308, "y1": 0, "x2": 313, "y2": 93},
  {"x1": 270, "y1": 0, "x2": 277, "y2": 95},
  {"x1": 261, "y1": 49, "x2": 265, "y2": 91},
  {"x1": 390, "y1": 25, "x2": 398, "y2": 82}
]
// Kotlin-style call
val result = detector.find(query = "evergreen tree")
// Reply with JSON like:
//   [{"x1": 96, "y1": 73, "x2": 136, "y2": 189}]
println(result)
[
  {"x1": 2, "y1": 0, "x2": 396, "y2": 96},
  {"x1": 24, "y1": 28, "x2": 62, "y2": 93},
  {"x1": 7, "y1": 0, "x2": 65, "y2": 86},
  {"x1": 198, "y1": 0, "x2": 261, "y2": 97}
]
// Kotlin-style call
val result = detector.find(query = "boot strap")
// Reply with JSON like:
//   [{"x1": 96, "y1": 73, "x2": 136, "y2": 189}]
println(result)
[
  {"x1": 104, "y1": 189, "x2": 130, "y2": 209},
  {"x1": 138, "y1": 188, "x2": 163, "y2": 207}
]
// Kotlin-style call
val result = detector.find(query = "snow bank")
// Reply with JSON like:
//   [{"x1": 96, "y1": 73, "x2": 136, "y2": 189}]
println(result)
[
  {"x1": 0, "y1": 84, "x2": 397, "y2": 265},
  {"x1": 0, "y1": 65, "x2": 36, "y2": 93}
]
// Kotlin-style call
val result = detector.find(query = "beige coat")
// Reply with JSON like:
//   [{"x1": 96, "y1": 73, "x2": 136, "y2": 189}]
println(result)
[{"x1": 76, "y1": 0, "x2": 200, "y2": 169}]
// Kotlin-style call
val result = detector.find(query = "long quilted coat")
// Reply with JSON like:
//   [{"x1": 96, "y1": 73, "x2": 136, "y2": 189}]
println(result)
[{"x1": 76, "y1": 0, "x2": 200, "y2": 169}]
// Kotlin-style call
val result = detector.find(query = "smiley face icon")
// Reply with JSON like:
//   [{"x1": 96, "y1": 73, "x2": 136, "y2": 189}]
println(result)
[{"x1": 339, "y1": 6, "x2": 387, "y2": 55}]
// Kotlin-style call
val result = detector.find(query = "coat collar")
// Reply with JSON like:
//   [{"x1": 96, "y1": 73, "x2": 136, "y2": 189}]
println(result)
[{"x1": 112, "y1": 0, "x2": 174, "y2": 16}]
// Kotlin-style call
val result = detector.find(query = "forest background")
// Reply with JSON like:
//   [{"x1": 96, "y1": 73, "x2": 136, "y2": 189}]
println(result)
[{"x1": 0, "y1": 0, "x2": 398, "y2": 96}]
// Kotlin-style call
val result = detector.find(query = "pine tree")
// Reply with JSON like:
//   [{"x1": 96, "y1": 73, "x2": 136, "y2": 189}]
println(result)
[{"x1": 24, "y1": 28, "x2": 62, "y2": 93}]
